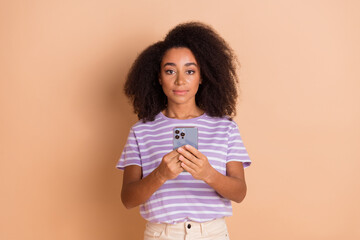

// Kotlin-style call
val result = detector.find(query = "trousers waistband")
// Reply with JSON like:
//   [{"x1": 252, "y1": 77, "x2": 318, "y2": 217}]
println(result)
[{"x1": 146, "y1": 217, "x2": 226, "y2": 236}]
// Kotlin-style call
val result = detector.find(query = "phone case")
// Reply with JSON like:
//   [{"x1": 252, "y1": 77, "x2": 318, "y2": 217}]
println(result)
[{"x1": 173, "y1": 127, "x2": 198, "y2": 150}]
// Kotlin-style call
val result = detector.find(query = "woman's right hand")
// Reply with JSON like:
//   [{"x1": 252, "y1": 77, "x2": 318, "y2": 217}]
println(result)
[
  {"x1": 121, "y1": 149, "x2": 183, "y2": 209},
  {"x1": 156, "y1": 150, "x2": 183, "y2": 181}
]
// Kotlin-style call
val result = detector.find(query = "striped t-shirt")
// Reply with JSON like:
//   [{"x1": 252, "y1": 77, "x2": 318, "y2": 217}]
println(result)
[{"x1": 117, "y1": 112, "x2": 251, "y2": 224}]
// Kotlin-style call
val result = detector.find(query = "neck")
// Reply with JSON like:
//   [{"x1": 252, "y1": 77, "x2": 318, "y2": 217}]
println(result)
[{"x1": 163, "y1": 104, "x2": 204, "y2": 120}]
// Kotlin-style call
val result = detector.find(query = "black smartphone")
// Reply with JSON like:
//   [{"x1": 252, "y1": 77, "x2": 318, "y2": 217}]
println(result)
[{"x1": 173, "y1": 127, "x2": 198, "y2": 150}]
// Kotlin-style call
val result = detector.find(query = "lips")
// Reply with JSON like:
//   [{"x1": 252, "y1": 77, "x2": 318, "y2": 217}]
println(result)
[{"x1": 173, "y1": 90, "x2": 188, "y2": 95}]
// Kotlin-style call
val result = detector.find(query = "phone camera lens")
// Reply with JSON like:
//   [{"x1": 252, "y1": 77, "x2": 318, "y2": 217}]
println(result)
[
  {"x1": 175, "y1": 130, "x2": 180, "y2": 134},
  {"x1": 175, "y1": 135, "x2": 180, "y2": 139},
  {"x1": 180, "y1": 132, "x2": 185, "y2": 137}
]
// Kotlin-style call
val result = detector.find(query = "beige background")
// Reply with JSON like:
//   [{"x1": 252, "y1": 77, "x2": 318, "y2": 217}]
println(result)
[{"x1": 1, "y1": 0, "x2": 359, "y2": 239}]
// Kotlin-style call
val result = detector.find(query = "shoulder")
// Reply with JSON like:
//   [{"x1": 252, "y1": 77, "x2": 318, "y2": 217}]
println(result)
[
  {"x1": 199, "y1": 114, "x2": 238, "y2": 129},
  {"x1": 131, "y1": 112, "x2": 164, "y2": 132}
]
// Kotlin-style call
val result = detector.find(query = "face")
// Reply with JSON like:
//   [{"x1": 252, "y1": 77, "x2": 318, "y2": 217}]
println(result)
[{"x1": 159, "y1": 47, "x2": 201, "y2": 107}]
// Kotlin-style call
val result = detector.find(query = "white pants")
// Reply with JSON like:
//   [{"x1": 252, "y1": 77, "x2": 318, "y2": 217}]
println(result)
[{"x1": 144, "y1": 218, "x2": 230, "y2": 240}]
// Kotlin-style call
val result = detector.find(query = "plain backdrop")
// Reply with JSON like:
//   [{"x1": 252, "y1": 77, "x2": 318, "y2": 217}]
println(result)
[{"x1": 1, "y1": 0, "x2": 359, "y2": 239}]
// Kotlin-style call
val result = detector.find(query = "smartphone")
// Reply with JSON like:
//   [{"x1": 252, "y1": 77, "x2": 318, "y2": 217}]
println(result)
[{"x1": 173, "y1": 127, "x2": 198, "y2": 150}]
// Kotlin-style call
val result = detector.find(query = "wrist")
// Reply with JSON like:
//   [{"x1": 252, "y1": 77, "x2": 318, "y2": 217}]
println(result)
[
  {"x1": 154, "y1": 167, "x2": 167, "y2": 184},
  {"x1": 203, "y1": 166, "x2": 217, "y2": 184}
]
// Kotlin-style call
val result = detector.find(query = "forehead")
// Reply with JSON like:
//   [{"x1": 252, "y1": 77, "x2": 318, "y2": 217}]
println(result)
[{"x1": 161, "y1": 47, "x2": 198, "y2": 64}]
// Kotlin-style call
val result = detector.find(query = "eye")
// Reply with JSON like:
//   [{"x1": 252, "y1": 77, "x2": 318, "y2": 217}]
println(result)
[
  {"x1": 165, "y1": 69, "x2": 176, "y2": 75},
  {"x1": 186, "y1": 70, "x2": 195, "y2": 75}
]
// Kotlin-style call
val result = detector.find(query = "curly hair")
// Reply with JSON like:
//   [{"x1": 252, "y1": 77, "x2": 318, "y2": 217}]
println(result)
[{"x1": 124, "y1": 22, "x2": 239, "y2": 122}]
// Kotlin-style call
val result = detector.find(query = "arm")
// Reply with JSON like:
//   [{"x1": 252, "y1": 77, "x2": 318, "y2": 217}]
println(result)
[
  {"x1": 121, "y1": 150, "x2": 183, "y2": 209},
  {"x1": 206, "y1": 161, "x2": 247, "y2": 203},
  {"x1": 178, "y1": 145, "x2": 247, "y2": 203}
]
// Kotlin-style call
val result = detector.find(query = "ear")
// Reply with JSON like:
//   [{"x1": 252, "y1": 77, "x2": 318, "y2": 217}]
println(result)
[{"x1": 199, "y1": 78, "x2": 202, "y2": 84}]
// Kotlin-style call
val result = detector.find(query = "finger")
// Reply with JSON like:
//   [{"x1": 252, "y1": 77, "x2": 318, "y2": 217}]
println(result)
[
  {"x1": 166, "y1": 149, "x2": 181, "y2": 159},
  {"x1": 183, "y1": 144, "x2": 202, "y2": 158},
  {"x1": 163, "y1": 152, "x2": 180, "y2": 165},
  {"x1": 179, "y1": 155, "x2": 198, "y2": 170},
  {"x1": 180, "y1": 161, "x2": 195, "y2": 175},
  {"x1": 178, "y1": 160, "x2": 184, "y2": 169},
  {"x1": 177, "y1": 147, "x2": 200, "y2": 164},
  {"x1": 170, "y1": 153, "x2": 181, "y2": 163},
  {"x1": 172, "y1": 160, "x2": 183, "y2": 173}
]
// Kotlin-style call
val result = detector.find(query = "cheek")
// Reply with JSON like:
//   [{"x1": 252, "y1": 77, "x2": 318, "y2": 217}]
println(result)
[
  {"x1": 160, "y1": 80, "x2": 172, "y2": 93},
  {"x1": 183, "y1": 74, "x2": 198, "y2": 84},
  {"x1": 160, "y1": 74, "x2": 176, "y2": 84},
  {"x1": 190, "y1": 82, "x2": 201, "y2": 93},
  {"x1": 190, "y1": 76, "x2": 201, "y2": 87}
]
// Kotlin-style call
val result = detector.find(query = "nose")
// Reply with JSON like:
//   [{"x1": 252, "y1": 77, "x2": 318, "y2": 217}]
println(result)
[{"x1": 174, "y1": 72, "x2": 186, "y2": 85}]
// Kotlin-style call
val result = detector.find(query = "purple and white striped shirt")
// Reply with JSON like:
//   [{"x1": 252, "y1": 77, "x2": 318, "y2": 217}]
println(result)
[{"x1": 117, "y1": 112, "x2": 251, "y2": 224}]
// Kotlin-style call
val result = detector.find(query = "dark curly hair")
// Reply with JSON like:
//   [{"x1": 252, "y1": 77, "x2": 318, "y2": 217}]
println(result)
[{"x1": 124, "y1": 22, "x2": 239, "y2": 122}]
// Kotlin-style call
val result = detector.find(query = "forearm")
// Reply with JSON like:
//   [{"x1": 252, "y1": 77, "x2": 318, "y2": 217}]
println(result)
[
  {"x1": 205, "y1": 168, "x2": 247, "y2": 203},
  {"x1": 121, "y1": 168, "x2": 165, "y2": 209},
  {"x1": 177, "y1": 145, "x2": 247, "y2": 202}
]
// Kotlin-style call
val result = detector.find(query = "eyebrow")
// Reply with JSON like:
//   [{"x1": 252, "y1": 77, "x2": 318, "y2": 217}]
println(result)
[{"x1": 163, "y1": 62, "x2": 198, "y2": 67}]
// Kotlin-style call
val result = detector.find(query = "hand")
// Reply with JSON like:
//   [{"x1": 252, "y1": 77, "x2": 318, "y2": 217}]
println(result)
[
  {"x1": 156, "y1": 150, "x2": 183, "y2": 182},
  {"x1": 177, "y1": 145, "x2": 215, "y2": 182}
]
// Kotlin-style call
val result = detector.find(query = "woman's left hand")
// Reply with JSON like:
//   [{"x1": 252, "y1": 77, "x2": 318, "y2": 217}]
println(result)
[{"x1": 177, "y1": 145, "x2": 215, "y2": 182}]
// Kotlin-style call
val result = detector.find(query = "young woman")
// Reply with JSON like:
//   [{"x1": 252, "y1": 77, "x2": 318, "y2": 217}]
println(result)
[{"x1": 117, "y1": 22, "x2": 251, "y2": 240}]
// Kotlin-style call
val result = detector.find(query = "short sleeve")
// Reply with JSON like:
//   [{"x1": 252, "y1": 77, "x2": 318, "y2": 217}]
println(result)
[
  {"x1": 227, "y1": 122, "x2": 251, "y2": 168},
  {"x1": 116, "y1": 128, "x2": 141, "y2": 170}
]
